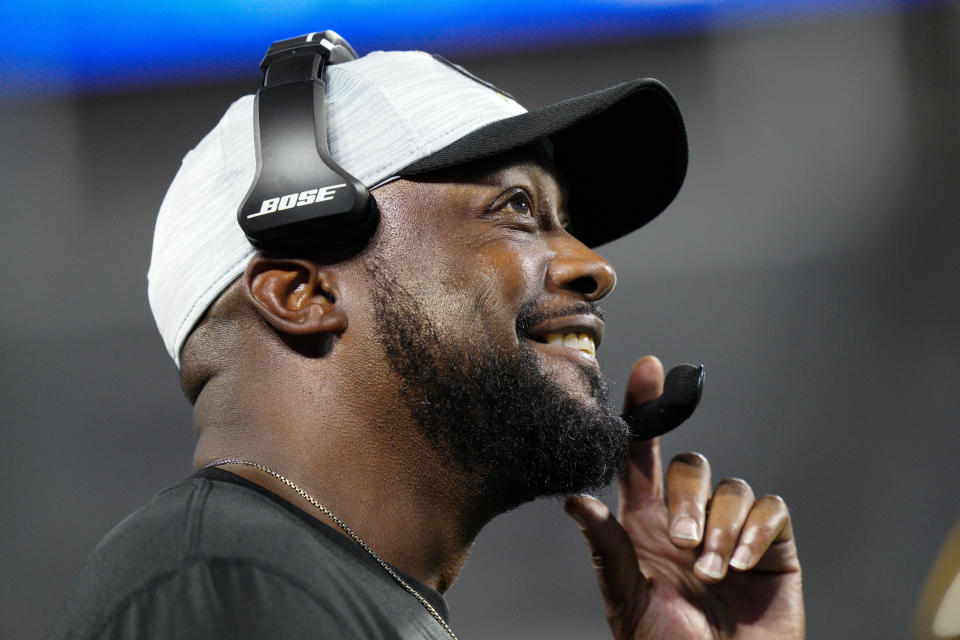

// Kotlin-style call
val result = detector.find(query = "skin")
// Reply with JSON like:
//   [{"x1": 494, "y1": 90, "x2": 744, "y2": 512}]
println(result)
[{"x1": 188, "y1": 146, "x2": 804, "y2": 637}]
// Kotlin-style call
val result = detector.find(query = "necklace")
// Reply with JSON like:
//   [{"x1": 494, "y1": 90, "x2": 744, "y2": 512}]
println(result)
[{"x1": 204, "y1": 458, "x2": 458, "y2": 640}]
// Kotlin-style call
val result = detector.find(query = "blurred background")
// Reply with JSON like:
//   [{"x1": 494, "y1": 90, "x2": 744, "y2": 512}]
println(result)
[{"x1": 2, "y1": 1, "x2": 958, "y2": 638}]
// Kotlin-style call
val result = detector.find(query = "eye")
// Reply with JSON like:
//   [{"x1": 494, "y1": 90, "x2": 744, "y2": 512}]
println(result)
[{"x1": 502, "y1": 190, "x2": 533, "y2": 217}]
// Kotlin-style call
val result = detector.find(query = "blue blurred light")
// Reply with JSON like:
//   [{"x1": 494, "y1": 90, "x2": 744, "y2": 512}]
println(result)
[{"x1": 0, "y1": 0, "x2": 926, "y2": 98}]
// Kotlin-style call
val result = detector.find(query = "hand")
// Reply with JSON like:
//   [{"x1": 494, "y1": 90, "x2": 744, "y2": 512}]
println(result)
[{"x1": 565, "y1": 356, "x2": 804, "y2": 639}]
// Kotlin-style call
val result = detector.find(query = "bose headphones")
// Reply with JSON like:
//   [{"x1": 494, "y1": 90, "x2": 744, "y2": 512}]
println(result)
[{"x1": 237, "y1": 31, "x2": 378, "y2": 251}]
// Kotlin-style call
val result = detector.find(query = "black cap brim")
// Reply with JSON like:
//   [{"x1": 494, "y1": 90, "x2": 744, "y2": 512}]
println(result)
[{"x1": 398, "y1": 79, "x2": 687, "y2": 247}]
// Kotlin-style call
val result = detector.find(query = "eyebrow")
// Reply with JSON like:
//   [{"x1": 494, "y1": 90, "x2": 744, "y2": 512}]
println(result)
[
  {"x1": 477, "y1": 162, "x2": 564, "y2": 198},
  {"x1": 469, "y1": 163, "x2": 545, "y2": 185}
]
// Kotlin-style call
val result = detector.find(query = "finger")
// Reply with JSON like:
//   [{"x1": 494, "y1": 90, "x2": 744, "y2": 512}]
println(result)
[
  {"x1": 664, "y1": 452, "x2": 711, "y2": 548},
  {"x1": 619, "y1": 356, "x2": 666, "y2": 512},
  {"x1": 694, "y1": 478, "x2": 755, "y2": 582},
  {"x1": 728, "y1": 494, "x2": 798, "y2": 573},
  {"x1": 565, "y1": 494, "x2": 647, "y2": 622}
]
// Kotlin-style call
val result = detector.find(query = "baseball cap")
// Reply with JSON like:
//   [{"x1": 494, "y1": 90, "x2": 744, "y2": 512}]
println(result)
[{"x1": 148, "y1": 48, "x2": 687, "y2": 367}]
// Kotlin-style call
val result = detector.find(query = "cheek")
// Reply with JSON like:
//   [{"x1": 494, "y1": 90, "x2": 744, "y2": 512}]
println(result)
[
  {"x1": 472, "y1": 244, "x2": 544, "y2": 308},
  {"x1": 454, "y1": 242, "x2": 547, "y2": 345},
  {"x1": 372, "y1": 182, "x2": 549, "y2": 335},
  {"x1": 397, "y1": 241, "x2": 546, "y2": 346}
]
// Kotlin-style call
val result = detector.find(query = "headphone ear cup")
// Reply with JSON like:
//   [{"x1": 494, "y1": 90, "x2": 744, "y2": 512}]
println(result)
[{"x1": 237, "y1": 34, "x2": 375, "y2": 252}]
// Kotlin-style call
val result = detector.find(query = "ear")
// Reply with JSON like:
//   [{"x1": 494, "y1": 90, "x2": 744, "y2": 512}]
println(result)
[{"x1": 243, "y1": 254, "x2": 348, "y2": 336}]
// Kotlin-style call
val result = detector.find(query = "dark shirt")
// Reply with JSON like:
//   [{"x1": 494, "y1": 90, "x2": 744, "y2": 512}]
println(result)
[{"x1": 49, "y1": 468, "x2": 452, "y2": 639}]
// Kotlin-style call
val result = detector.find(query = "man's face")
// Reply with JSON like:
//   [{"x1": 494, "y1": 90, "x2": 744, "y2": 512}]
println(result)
[{"x1": 364, "y1": 147, "x2": 630, "y2": 509}]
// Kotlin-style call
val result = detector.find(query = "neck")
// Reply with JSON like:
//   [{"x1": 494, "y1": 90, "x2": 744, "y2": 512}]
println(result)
[{"x1": 192, "y1": 365, "x2": 493, "y2": 593}]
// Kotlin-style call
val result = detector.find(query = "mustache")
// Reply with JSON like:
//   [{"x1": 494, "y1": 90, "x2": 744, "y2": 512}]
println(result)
[{"x1": 515, "y1": 301, "x2": 605, "y2": 338}]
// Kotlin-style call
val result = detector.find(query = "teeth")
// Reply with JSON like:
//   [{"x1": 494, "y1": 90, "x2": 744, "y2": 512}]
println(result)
[
  {"x1": 543, "y1": 332, "x2": 596, "y2": 357},
  {"x1": 578, "y1": 333, "x2": 594, "y2": 355}
]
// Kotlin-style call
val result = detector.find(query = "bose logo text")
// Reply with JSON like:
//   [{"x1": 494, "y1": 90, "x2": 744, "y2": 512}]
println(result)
[{"x1": 247, "y1": 184, "x2": 347, "y2": 219}]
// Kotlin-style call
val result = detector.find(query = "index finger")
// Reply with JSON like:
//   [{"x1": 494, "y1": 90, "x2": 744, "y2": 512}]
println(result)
[{"x1": 619, "y1": 356, "x2": 666, "y2": 512}]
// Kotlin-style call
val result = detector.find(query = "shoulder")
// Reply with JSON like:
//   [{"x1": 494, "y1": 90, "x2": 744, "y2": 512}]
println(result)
[
  {"x1": 54, "y1": 556, "x2": 350, "y2": 639},
  {"x1": 48, "y1": 474, "x2": 394, "y2": 639}
]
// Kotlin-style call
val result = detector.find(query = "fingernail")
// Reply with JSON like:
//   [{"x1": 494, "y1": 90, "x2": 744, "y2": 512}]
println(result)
[
  {"x1": 670, "y1": 516, "x2": 699, "y2": 542},
  {"x1": 730, "y1": 545, "x2": 752, "y2": 570},
  {"x1": 695, "y1": 552, "x2": 724, "y2": 580}
]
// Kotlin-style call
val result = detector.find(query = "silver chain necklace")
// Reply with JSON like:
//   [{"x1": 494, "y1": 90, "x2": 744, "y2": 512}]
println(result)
[{"x1": 204, "y1": 458, "x2": 458, "y2": 640}]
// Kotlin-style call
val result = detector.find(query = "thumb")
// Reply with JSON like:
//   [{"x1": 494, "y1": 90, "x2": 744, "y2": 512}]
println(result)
[
  {"x1": 564, "y1": 495, "x2": 648, "y2": 630},
  {"x1": 623, "y1": 355, "x2": 665, "y2": 413}
]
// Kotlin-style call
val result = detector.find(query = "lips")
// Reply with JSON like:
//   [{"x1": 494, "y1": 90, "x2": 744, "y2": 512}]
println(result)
[{"x1": 525, "y1": 313, "x2": 604, "y2": 360}]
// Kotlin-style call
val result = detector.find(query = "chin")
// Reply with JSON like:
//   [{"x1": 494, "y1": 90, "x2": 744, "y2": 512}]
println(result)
[
  {"x1": 532, "y1": 350, "x2": 603, "y2": 402},
  {"x1": 562, "y1": 382, "x2": 604, "y2": 408}
]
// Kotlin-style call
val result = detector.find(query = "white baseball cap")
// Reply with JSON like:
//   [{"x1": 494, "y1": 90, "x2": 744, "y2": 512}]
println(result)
[{"x1": 148, "y1": 48, "x2": 687, "y2": 367}]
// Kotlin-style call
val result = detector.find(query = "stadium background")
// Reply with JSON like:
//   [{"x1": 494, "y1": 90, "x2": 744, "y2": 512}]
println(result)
[{"x1": 1, "y1": 2, "x2": 958, "y2": 638}]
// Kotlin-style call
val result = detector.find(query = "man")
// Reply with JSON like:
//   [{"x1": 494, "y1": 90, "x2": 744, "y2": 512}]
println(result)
[{"x1": 50, "y1": 35, "x2": 804, "y2": 639}]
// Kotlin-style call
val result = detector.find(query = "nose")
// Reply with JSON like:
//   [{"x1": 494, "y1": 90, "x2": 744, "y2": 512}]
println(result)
[{"x1": 546, "y1": 233, "x2": 617, "y2": 301}]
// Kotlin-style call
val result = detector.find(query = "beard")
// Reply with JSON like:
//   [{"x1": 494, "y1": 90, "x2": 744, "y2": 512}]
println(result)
[{"x1": 367, "y1": 267, "x2": 630, "y2": 512}]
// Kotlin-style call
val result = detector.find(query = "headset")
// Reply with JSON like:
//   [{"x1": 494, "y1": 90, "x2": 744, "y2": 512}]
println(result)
[
  {"x1": 238, "y1": 32, "x2": 706, "y2": 439},
  {"x1": 237, "y1": 31, "x2": 378, "y2": 251}
]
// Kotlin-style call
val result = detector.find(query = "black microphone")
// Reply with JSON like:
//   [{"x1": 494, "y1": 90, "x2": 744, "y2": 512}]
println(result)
[{"x1": 622, "y1": 364, "x2": 704, "y2": 440}]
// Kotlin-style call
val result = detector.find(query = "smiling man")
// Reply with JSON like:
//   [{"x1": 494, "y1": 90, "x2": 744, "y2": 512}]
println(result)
[{"x1": 50, "y1": 34, "x2": 804, "y2": 640}]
